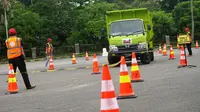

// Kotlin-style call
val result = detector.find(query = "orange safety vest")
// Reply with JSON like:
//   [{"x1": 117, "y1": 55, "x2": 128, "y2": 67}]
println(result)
[
  {"x1": 5, "y1": 36, "x2": 23, "y2": 59},
  {"x1": 46, "y1": 43, "x2": 53, "y2": 55},
  {"x1": 187, "y1": 31, "x2": 192, "y2": 42}
]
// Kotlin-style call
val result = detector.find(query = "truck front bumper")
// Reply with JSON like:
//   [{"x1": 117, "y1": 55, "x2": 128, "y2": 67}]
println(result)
[{"x1": 109, "y1": 50, "x2": 151, "y2": 60}]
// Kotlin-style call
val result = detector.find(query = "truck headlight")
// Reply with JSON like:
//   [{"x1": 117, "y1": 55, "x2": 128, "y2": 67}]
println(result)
[
  {"x1": 138, "y1": 42, "x2": 147, "y2": 50},
  {"x1": 109, "y1": 45, "x2": 118, "y2": 52}
]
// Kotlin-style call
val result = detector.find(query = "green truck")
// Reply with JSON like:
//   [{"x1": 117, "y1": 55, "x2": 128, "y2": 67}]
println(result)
[{"x1": 105, "y1": 8, "x2": 154, "y2": 64}]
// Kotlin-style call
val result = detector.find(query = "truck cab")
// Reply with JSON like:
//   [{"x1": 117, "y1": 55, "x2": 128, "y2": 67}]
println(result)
[{"x1": 106, "y1": 8, "x2": 154, "y2": 64}]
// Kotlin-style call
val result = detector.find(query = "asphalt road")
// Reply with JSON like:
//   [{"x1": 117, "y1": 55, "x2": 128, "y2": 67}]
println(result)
[{"x1": 0, "y1": 48, "x2": 200, "y2": 112}]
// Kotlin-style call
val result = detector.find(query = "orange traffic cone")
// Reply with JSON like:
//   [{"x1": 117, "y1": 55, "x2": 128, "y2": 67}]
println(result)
[
  {"x1": 162, "y1": 44, "x2": 167, "y2": 56},
  {"x1": 158, "y1": 45, "x2": 162, "y2": 54},
  {"x1": 72, "y1": 53, "x2": 77, "y2": 64},
  {"x1": 85, "y1": 51, "x2": 89, "y2": 61},
  {"x1": 169, "y1": 45, "x2": 175, "y2": 60},
  {"x1": 196, "y1": 40, "x2": 199, "y2": 49},
  {"x1": 91, "y1": 53, "x2": 101, "y2": 74},
  {"x1": 48, "y1": 56, "x2": 55, "y2": 71},
  {"x1": 117, "y1": 56, "x2": 137, "y2": 99},
  {"x1": 177, "y1": 43, "x2": 180, "y2": 49},
  {"x1": 131, "y1": 52, "x2": 144, "y2": 82},
  {"x1": 179, "y1": 46, "x2": 187, "y2": 67},
  {"x1": 100, "y1": 64, "x2": 120, "y2": 112},
  {"x1": 7, "y1": 64, "x2": 18, "y2": 94}
]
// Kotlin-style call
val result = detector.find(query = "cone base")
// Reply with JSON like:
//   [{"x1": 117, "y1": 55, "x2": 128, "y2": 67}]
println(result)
[
  {"x1": 47, "y1": 69, "x2": 56, "y2": 72},
  {"x1": 9, "y1": 91, "x2": 18, "y2": 94},
  {"x1": 72, "y1": 63, "x2": 77, "y2": 64},
  {"x1": 5, "y1": 91, "x2": 18, "y2": 95},
  {"x1": 117, "y1": 95, "x2": 137, "y2": 100},
  {"x1": 168, "y1": 58, "x2": 175, "y2": 60},
  {"x1": 178, "y1": 65, "x2": 197, "y2": 68},
  {"x1": 91, "y1": 72, "x2": 101, "y2": 75},
  {"x1": 131, "y1": 79, "x2": 144, "y2": 83}
]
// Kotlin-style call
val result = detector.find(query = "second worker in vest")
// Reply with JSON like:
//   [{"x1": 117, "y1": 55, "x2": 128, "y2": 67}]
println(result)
[
  {"x1": 185, "y1": 27, "x2": 193, "y2": 56},
  {"x1": 45, "y1": 38, "x2": 53, "y2": 69},
  {"x1": 5, "y1": 28, "x2": 36, "y2": 90}
]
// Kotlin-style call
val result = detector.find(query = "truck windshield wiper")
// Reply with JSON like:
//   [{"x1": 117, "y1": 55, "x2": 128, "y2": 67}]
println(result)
[
  {"x1": 110, "y1": 30, "x2": 144, "y2": 37},
  {"x1": 125, "y1": 30, "x2": 144, "y2": 36},
  {"x1": 110, "y1": 33, "x2": 123, "y2": 37}
]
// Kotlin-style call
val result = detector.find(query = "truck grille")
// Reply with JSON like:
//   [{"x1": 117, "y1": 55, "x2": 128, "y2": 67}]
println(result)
[{"x1": 117, "y1": 45, "x2": 138, "y2": 52}]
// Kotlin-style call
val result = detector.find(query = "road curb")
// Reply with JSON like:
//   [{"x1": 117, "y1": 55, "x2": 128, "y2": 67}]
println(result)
[{"x1": 0, "y1": 53, "x2": 102, "y2": 64}]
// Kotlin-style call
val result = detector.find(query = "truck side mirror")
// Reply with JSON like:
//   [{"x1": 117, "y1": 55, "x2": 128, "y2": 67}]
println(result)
[{"x1": 147, "y1": 25, "x2": 151, "y2": 31}]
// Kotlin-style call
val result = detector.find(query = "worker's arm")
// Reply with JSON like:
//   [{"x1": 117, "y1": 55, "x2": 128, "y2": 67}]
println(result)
[
  {"x1": 20, "y1": 39, "x2": 25, "y2": 57},
  {"x1": 45, "y1": 44, "x2": 48, "y2": 54},
  {"x1": 4, "y1": 41, "x2": 7, "y2": 49},
  {"x1": 50, "y1": 44, "x2": 53, "y2": 56},
  {"x1": 21, "y1": 40, "x2": 24, "y2": 47},
  {"x1": 188, "y1": 32, "x2": 192, "y2": 42}
]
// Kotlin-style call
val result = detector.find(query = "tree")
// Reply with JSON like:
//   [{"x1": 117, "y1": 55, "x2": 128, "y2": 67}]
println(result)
[
  {"x1": 6, "y1": 0, "x2": 43, "y2": 48},
  {"x1": 30, "y1": 0, "x2": 76, "y2": 46},
  {"x1": 159, "y1": 0, "x2": 190, "y2": 12},
  {"x1": 130, "y1": 0, "x2": 161, "y2": 11},
  {"x1": 17, "y1": 0, "x2": 32, "y2": 5},
  {"x1": 68, "y1": 2, "x2": 116, "y2": 45},
  {"x1": 172, "y1": 1, "x2": 200, "y2": 40},
  {"x1": 152, "y1": 11, "x2": 176, "y2": 43},
  {"x1": 108, "y1": 0, "x2": 161, "y2": 11},
  {"x1": 0, "y1": 0, "x2": 6, "y2": 40}
]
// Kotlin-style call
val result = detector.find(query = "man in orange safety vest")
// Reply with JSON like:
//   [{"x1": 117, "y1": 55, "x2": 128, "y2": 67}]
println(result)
[
  {"x1": 45, "y1": 38, "x2": 53, "y2": 68},
  {"x1": 185, "y1": 27, "x2": 192, "y2": 56},
  {"x1": 5, "y1": 28, "x2": 36, "y2": 90}
]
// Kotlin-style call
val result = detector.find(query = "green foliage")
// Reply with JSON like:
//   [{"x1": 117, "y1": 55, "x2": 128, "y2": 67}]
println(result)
[
  {"x1": 152, "y1": 11, "x2": 176, "y2": 43},
  {"x1": 29, "y1": 0, "x2": 76, "y2": 46},
  {"x1": 7, "y1": 1, "x2": 42, "y2": 47},
  {"x1": 68, "y1": 2, "x2": 116, "y2": 45},
  {"x1": 0, "y1": 0, "x2": 199, "y2": 49},
  {"x1": 172, "y1": 1, "x2": 200, "y2": 40},
  {"x1": 160, "y1": 0, "x2": 189, "y2": 12},
  {"x1": 130, "y1": 0, "x2": 161, "y2": 11},
  {"x1": 113, "y1": 0, "x2": 161, "y2": 11}
]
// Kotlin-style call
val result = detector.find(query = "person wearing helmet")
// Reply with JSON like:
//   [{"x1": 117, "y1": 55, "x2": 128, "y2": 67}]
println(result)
[
  {"x1": 45, "y1": 38, "x2": 53, "y2": 68},
  {"x1": 185, "y1": 27, "x2": 192, "y2": 56},
  {"x1": 5, "y1": 28, "x2": 36, "y2": 90}
]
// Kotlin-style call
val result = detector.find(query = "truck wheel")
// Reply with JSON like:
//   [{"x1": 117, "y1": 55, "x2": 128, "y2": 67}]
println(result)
[
  {"x1": 141, "y1": 53, "x2": 151, "y2": 64},
  {"x1": 108, "y1": 53, "x2": 119, "y2": 65},
  {"x1": 150, "y1": 51, "x2": 154, "y2": 61}
]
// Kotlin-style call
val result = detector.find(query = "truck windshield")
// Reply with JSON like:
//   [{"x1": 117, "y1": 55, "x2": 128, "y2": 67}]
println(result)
[{"x1": 110, "y1": 20, "x2": 144, "y2": 36}]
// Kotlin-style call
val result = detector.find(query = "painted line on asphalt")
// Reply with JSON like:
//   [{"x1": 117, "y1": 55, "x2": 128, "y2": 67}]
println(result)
[
  {"x1": 1, "y1": 52, "x2": 177, "y2": 75},
  {"x1": 0, "y1": 81, "x2": 100, "y2": 98},
  {"x1": 30, "y1": 66, "x2": 93, "y2": 74},
  {"x1": 56, "y1": 81, "x2": 100, "y2": 92}
]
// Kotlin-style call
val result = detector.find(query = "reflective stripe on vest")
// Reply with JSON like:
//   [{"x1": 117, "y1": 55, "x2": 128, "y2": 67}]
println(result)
[
  {"x1": 6, "y1": 37, "x2": 22, "y2": 59},
  {"x1": 46, "y1": 43, "x2": 53, "y2": 54},
  {"x1": 187, "y1": 32, "x2": 192, "y2": 42}
]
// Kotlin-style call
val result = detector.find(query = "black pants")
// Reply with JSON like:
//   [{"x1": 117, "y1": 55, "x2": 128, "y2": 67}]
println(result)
[
  {"x1": 8, "y1": 55, "x2": 32, "y2": 89},
  {"x1": 186, "y1": 43, "x2": 192, "y2": 55}
]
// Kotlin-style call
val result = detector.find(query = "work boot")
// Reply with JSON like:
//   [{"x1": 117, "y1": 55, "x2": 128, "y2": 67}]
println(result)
[{"x1": 27, "y1": 85, "x2": 36, "y2": 90}]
